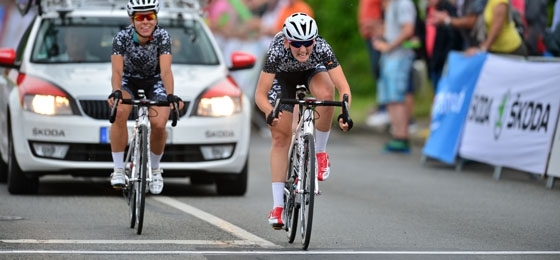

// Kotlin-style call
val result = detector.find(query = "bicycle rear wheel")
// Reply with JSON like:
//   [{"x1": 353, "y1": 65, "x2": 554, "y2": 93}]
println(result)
[
  {"x1": 284, "y1": 140, "x2": 299, "y2": 243},
  {"x1": 134, "y1": 125, "x2": 148, "y2": 235},
  {"x1": 300, "y1": 133, "x2": 315, "y2": 250}
]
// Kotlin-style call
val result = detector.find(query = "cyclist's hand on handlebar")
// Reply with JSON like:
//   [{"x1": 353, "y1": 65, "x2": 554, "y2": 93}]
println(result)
[
  {"x1": 266, "y1": 110, "x2": 282, "y2": 126},
  {"x1": 337, "y1": 114, "x2": 353, "y2": 132},
  {"x1": 107, "y1": 90, "x2": 122, "y2": 107},
  {"x1": 167, "y1": 94, "x2": 184, "y2": 110}
]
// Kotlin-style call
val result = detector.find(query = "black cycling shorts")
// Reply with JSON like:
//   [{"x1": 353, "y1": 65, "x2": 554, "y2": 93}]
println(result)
[
  {"x1": 267, "y1": 65, "x2": 327, "y2": 113},
  {"x1": 121, "y1": 76, "x2": 167, "y2": 101}
]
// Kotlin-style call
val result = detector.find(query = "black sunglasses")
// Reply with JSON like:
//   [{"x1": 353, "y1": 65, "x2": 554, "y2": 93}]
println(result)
[{"x1": 289, "y1": 40, "x2": 314, "y2": 48}]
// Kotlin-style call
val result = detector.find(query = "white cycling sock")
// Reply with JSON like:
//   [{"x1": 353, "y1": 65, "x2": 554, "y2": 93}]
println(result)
[
  {"x1": 112, "y1": 152, "x2": 124, "y2": 169},
  {"x1": 272, "y1": 182, "x2": 284, "y2": 208},
  {"x1": 150, "y1": 152, "x2": 163, "y2": 170},
  {"x1": 315, "y1": 129, "x2": 330, "y2": 153}
]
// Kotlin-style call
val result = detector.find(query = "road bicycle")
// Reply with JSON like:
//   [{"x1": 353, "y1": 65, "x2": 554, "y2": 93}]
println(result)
[
  {"x1": 269, "y1": 85, "x2": 352, "y2": 250},
  {"x1": 109, "y1": 89, "x2": 180, "y2": 235}
]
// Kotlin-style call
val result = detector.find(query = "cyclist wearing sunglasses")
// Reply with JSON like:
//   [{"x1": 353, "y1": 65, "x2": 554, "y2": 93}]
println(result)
[
  {"x1": 254, "y1": 12, "x2": 353, "y2": 229},
  {"x1": 107, "y1": 0, "x2": 183, "y2": 194}
]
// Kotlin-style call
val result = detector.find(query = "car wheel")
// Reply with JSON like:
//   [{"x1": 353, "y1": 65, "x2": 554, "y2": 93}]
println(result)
[
  {"x1": 216, "y1": 159, "x2": 248, "y2": 196},
  {"x1": 7, "y1": 122, "x2": 39, "y2": 194},
  {"x1": 0, "y1": 149, "x2": 7, "y2": 183}
]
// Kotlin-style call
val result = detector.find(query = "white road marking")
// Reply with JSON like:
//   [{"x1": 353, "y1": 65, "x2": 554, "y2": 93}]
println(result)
[
  {"x1": 0, "y1": 196, "x2": 279, "y2": 249},
  {"x1": 0, "y1": 239, "x2": 264, "y2": 246},
  {"x1": 1, "y1": 250, "x2": 560, "y2": 255},
  {"x1": 152, "y1": 196, "x2": 279, "y2": 248}
]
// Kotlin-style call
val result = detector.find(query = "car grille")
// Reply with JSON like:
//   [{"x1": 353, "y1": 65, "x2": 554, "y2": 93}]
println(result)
[
  {"x1": 79, "y1": 100, "x2": 189, "y2": 120},
  {"x1": 30, "y1": 143, "x2": 235, "y2": 162}
]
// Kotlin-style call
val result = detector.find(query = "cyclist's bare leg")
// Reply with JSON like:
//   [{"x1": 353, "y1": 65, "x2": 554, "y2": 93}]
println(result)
[
  {"x1": 309, "y1": 72, "x2": 335, "y2": 132},
  {"x1": 269, "y1": 111, "x2": 293, "y2": 183},
  {"x1": 149, "y1": 106, "x2": 170, "y2": 155},
  {"x1": 110, "y1": 90, "x2": 133, "y2": 153}
]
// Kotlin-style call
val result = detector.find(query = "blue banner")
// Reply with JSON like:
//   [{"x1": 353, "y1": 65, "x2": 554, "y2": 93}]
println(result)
[{"x1": 422, "y1": 51, "x2": 487, "y2": 164}]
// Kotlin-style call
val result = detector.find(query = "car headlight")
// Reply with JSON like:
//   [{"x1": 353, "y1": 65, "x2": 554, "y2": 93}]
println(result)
[
  {"x1": 23, "y1": 95, "x2": 73, "y2": 115},
  {"x1": 17, "y1": 73, "x2": 77, "y2": 116},
  {"x1": 195, "y1": 77, "x2": 242, "y2": 117}
]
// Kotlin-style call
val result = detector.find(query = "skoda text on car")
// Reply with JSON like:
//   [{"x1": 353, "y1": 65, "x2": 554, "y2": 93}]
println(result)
[{"x1": 0, "y1": 0, "x2": 255, "y2": 195}]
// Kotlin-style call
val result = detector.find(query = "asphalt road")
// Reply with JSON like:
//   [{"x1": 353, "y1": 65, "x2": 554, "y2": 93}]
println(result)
[{"x1": 0, "y1": 129, "x2": 559, "y2": 260}]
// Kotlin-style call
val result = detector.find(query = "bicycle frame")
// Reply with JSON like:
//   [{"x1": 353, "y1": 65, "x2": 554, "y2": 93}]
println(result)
[
  {"x1": 125, "y1": 97, "x2": 153, "y2": 189},
  {"x1": 291, "y1": 101, "x2": 320, "y2": 195}
]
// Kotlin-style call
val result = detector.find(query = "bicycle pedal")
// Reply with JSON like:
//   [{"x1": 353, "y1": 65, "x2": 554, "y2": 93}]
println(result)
[
  {"x1": 111, "y1": 184, "x2": 125, "y2": 190},
  {"x1": 271, "y1": 224, "x2": 284, "y2": 230}
]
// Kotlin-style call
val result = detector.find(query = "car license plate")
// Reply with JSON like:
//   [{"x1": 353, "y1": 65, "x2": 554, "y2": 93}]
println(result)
[{"x1": 100, "y1": 126, "x2": 172, "y2": 144}]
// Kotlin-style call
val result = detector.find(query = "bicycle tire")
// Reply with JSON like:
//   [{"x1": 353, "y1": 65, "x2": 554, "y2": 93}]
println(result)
[
  {"x1": 135, "y1": 125, "x2": 148, "y2": 235},
  {"x1": 284, "y1": 140, "x2": 299, "y2": 243},
  {"x1": 123, "y1": 133, "x2": 139, "y2": 228},
  {"x1": 125, "y1": 134, "x2": 137, "y2": 229},
  {"x1": 300, "y1": 133, "x2": 315, "y2": 250},
  {"x1": 125, "y1": 167, "x2": 136, "y2": 229}
]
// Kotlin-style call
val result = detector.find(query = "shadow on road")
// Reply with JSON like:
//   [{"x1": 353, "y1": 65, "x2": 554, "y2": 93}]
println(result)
[{"x1": 32, "y1": 176, "x2": 219, "y2": 197}]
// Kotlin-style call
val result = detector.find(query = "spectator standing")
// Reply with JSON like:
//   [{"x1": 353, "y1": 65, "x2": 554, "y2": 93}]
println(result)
[
  {"x1": 464, "y1": 0, "x2": 527, "y2": 57},
  {"x1": 358, "y1": 0, "x2": 392, "y2": 129},
  {"x1": 373, "y1": 0, "x2": 417, "y2": 153},
  {"x1": 424, "y1": 0, "x2": 462, "y2": 91},
  {"x1": 272, "y1": 0, "x2": 314, "y2": 33},
  {"x1": 431, "y1": 0, "x2": 482, "y2": 49}
]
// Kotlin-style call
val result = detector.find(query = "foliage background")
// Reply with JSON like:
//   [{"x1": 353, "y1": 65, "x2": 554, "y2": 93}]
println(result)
[{"x1": 304, "y1": 0, "x2": 431, "y2": 122}]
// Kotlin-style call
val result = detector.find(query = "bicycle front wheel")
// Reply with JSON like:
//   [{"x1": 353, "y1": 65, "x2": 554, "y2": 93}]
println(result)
[
  {"x1": 284, "y1": 140, "x2": 299, "y2": 243},
  {"x1": 135, "y1": 125, "x2": 148, "y2": 235},
  {"x1": 300, "y1": 133, "x2": 315, "y2": 250},
  {"x1": 125, "y1": 168, "x2": 136, "y2": 229}
]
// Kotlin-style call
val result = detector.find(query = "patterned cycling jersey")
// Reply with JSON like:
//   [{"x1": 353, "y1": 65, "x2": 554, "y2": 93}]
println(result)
[
  {"x1": 112, "y1": 25, "x2": 172, "y2": 79},
  {"x1": 262, "y1": 33, "x2": 340, "y2": 74}
]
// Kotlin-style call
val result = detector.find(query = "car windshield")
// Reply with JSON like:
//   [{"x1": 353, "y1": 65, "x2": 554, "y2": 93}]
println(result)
[{"x1": 30, "y1": 16, "x2": 219, "y2": 65}]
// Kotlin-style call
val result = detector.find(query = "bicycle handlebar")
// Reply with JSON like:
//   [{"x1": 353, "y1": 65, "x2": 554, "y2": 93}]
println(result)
[
  {"x1": 268, "y1": 92, "x2": 353, "y2": 131},
  {"x1": 109, "y1": 98, "x2": 180, "y2": 127}
]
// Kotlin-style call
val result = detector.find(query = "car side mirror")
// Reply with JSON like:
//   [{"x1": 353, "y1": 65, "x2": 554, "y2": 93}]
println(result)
[
  {"x1": 0, "y1": 48, "x2": 17, "y2": 68},
  {"x1": 229, "y1": 51, "x2": 256, "y2": 71}
]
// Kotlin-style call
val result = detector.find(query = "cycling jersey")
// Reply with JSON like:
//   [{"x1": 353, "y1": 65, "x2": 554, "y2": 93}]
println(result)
[
  {"x1": 262, "y1": 32, "x2": 340, "y2": 73},
  {"x1": 112, "y1": 25, "x2": 172, "y2": 79},
  {"x1": 264, "y1": 32, "x2": 340, "y2": 113}
]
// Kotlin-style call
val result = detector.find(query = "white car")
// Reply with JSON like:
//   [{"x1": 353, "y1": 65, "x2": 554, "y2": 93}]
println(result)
[{"x1": 0, "y1": 0, "x2": 255, "y2": 195}]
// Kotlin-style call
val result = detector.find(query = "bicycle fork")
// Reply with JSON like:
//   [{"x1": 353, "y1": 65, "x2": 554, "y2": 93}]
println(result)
[
  {"x1": 127, "y1": 107, "x2": 153, "y2": 187},
  {"x1": 294, "y1": 109, "x2": 320, "y2": 195}
]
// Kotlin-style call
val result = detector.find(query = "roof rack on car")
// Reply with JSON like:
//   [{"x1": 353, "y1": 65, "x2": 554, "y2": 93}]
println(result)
[
  {"x1": 37, "y1": 0, "x2": 124, "y2": 15},
  {"x1": 36, "y1": 0, "x2": 206, "y2": 16}
]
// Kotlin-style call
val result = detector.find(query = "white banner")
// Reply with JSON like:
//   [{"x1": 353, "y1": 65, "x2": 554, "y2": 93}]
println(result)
[
  {"x1": 547, "y1": 116, "x2": 560, "y2": 178},
  {"x1": 459, "y1": 54, "x2": 560, "y2": 175}
]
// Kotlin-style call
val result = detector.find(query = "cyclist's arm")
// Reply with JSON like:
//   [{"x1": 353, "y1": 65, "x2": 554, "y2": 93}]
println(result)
[
  {"x1": 327, "y1": 65, "x2": 352, "y2": 108},
  {"x1": 109, "y1": 54, "x2": 124, "y2": 107},
  {"x1": 255, "y1": 71, "x2": 277, "y2": 118},
  {"x1": 328, "y1": 65, "x2": 353, "y2": 131},
  {"x1": 160, "y1": 53, "x2": 174, "y2": 95},
  {"x1": 111, "y1": 54, "x2": 124, "y2": 93}
]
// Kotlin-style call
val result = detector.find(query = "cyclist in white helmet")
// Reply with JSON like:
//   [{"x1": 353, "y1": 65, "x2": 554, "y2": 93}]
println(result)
[
  {"x1": 107, "y1": 0, "x2": 183, "y2": 194},
  {"x1": 254, "y1": 12, "x2": 353, "y2": 229}
]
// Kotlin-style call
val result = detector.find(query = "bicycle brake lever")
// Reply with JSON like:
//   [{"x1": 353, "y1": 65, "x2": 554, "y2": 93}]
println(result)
[
  {"x1": 171, "y1": 102, "x2": 180, "y2": 127},
  {"x1": 109, "y1": 98, "x2": 119, "y2": 123},
  {"x1": 267, "y1": 91, "x2": 281, "y2": 125}
]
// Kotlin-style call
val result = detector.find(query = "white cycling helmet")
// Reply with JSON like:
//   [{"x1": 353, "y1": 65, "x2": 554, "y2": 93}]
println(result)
[
  {"x1": 127, "y1": 0, "x2": 160, "y2": 16},
  {"x1": 282, "y1": 12, "x2": 318, "y2": 41}
]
